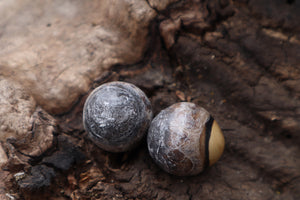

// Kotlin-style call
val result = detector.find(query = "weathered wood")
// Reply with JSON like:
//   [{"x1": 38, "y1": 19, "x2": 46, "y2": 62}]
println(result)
[{"x1": 0, "y1": 0, "x2": 299, "y2": 199}]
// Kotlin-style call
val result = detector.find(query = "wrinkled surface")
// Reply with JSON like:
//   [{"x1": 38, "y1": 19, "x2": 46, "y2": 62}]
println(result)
[
  {"x1": 0, "y1": 77, "x2": 55, "y2": 198},
  {"x1": 0, "y1": 78, "x2": 36, "y2": 141},
  {"x1": 0, "y1": 0, "x2": 155, "y2": 114},
  {"x1": 0, "y1": 78, "x2": 54, "y2": 160},
  {"x1": 0, "y1": 0, "x2": 299, "y2": 199}
]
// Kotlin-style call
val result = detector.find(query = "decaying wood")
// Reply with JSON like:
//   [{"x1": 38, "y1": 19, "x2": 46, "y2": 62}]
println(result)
[{"x1": 0, "y1": 0, "x2": 299, "y2": 199}]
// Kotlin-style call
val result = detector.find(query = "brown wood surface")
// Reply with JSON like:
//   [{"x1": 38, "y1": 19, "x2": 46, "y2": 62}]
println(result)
[{"x1": 0, "y1": 0, "x2": 299, "y2": 199}]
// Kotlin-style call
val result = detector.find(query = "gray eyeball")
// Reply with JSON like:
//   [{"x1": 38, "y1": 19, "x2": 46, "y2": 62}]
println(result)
[
  {"x1": 147, "y1": 102, "x2": 225, "y2": 176},
  {"x1": 83, "y1": 81, "x2": 152, "y2": 152}
]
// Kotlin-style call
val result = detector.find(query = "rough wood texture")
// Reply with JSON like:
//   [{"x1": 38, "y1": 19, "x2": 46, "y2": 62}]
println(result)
[{"x1": 0, "y1": 0, "x2": 299, "y2": 199}]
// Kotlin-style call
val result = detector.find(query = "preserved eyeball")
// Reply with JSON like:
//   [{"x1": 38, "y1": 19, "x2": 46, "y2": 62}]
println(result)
[
  {"x1": 147, "y1": 102, "x2": 225, "y2": 176},
  {"x1": 83, "y1": 81, "x2": 152, "y2": 152}
]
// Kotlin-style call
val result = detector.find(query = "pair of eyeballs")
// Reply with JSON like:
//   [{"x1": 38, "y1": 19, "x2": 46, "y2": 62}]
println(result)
[{"x1": 83, "y1": 81, "x2": 225, "y2": 176}]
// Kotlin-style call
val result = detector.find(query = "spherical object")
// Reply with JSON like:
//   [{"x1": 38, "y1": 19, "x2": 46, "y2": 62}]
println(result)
[
  {"x1": 147, "y1": 102, "x2": 225, "y2": 176},
  {"x1": 83, "y1": 81, "x2": 152, "y2": 152}
]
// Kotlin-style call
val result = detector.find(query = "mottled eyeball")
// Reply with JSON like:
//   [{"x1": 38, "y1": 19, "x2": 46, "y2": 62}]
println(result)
[
  {"x1": 147, "y1": 102, "x2": 225, "y2": 176},
  {"x1": 83, "y1": 81, "x2": 153, "y2": 152}
]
